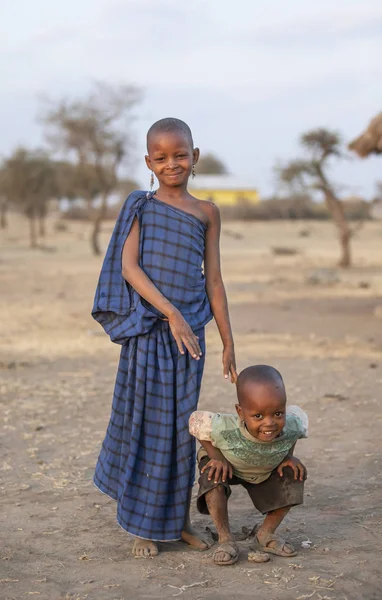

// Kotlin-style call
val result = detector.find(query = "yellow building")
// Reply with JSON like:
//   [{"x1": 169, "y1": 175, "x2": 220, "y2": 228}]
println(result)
[{"x1": 189, "y1": 175, "x2": 259, "y2": 206}]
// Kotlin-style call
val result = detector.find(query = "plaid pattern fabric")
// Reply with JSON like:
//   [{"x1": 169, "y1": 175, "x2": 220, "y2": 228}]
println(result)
[
  {"x1": 92, "y1": 191, "x2": 212, "y2": 343},
  {"x1": 94, "y1": 322, "x2": 205, "y2": 541},
  {"x1": 92, "y1": 191, "x2": 212, "y2": 541}
]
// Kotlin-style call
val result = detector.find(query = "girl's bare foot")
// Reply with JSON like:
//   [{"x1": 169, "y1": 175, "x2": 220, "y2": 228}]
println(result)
[
  {"x1": 132, "y1": 539, "x2": 159, "y2": 558},
  {"x1": 181, "y1": 523, "x2": 213, "y2": 550}
]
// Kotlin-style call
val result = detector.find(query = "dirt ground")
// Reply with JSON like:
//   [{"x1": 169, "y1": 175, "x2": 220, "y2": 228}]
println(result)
[{"x1": 1, "y1": 215, "x2": 382, "y2": 600}]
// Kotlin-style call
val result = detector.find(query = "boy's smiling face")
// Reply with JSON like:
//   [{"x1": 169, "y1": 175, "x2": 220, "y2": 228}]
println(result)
[
  {"x1": 145, "y1": 130, "x2": 199, "y2": 189},
  {"x1": 236, "y1": 380, "x2": 286, "y2": 442}
]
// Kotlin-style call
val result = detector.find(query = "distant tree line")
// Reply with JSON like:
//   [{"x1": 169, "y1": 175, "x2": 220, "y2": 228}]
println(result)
[
  {"x1": 0, "y1": 90, "x2": 380, "y2": 267},
  {"x1": 0, "y1": 83, "x2": 141, "y2": 254},
  {"x1": 0, "y1": 82, "x2": 231, "y2": 255}
]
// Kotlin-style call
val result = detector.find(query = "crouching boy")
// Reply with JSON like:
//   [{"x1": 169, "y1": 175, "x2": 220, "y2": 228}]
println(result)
[{"x1": 189, "y1": 365, "x2": 308, "y2": 566}]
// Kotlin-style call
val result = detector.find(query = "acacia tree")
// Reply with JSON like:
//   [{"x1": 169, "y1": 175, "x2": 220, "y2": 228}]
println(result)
[
  {"x1": 41, "y1": 82, "x2": 141, "y2": 255},
  {"x1": 278, "y1": 129, "x2": 357, "y2": 268},
  {"x1": 349, "y1": 114, "x2": 382, "y2": 320},
  {"x1": 1, "y1": 148, "x2": 56, "y2": 247},
  {"x1": 52, "y1": 159, "x2": 102, "y2": 218},
  {"x1": 196, "y1": 152, "x2": 228, "y2": 175}
]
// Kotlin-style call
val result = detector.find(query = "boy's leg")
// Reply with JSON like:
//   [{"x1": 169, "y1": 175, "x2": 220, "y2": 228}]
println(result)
[
  {"x1": 244, "y1": 466, "x2": 305, "y2": 557},
  {"x1": 196, "y1": 456, "x2": 239, "y2": 565},
  {"x1": 205, "y1": 485, "x2": 239, "y2": 565},
  {"x1": 255, "y1": 506, "x2": 295, "y2": 556}
]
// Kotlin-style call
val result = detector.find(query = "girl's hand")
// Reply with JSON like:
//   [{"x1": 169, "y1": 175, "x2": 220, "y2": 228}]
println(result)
[
  {"x1": 223, "y1": 345, "x2": 237, "y2": 383},
  {"x1": 201, "y1": 457, "x2": 233, "y2": 483},
  {"x1": 168, "y1": 310, "x2": 202, "y2": 359}
]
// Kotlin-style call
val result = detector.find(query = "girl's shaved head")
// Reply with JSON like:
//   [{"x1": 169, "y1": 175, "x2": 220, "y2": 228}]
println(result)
[{"x1": 147, "y1": 118, "x2": 194, "y2": 150}]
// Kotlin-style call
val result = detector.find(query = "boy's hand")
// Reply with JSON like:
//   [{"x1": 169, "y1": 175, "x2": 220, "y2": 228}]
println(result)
[
  {"x1": 277, "y1": 456, "x2": 307, "y2": 481},
  {"x1": 202, "y1": 458, "x2": 233, "y2": 483},
  {"x1": 223, "y1": 345, "x2": 238, "y2": 383}
]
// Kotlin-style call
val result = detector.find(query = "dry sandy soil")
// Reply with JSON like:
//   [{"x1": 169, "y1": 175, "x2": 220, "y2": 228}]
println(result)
[{"x1": 1, "y1": 215, "x2": 382, "y2": 600}]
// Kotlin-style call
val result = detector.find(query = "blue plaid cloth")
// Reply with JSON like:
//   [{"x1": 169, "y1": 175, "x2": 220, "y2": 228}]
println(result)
[{"x1": 92, "y1": 191, "x2": 213, "y2": 541}]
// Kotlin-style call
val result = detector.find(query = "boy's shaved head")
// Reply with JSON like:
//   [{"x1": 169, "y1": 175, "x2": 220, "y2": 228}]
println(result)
[
  {"x1": 147, "y1": 118, "x2": 194, "y2": 149},
  {"x1": 237, "y1": 365, "x2": 286, "y2": 406}
]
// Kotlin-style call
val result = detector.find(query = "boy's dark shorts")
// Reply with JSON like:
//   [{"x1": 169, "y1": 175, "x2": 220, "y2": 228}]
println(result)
[{"x1": 197, "y1": 455, "x2": 305, "y2": 515}]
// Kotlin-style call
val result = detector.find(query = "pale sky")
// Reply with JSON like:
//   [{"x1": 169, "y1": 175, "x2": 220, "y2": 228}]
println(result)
[{"x1": 1, "y1": 0, "x2": 381, "y2": 198}]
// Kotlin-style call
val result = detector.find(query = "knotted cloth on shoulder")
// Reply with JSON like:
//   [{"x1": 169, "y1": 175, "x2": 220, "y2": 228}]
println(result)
[{"x1": 92, "y1": 191, "x2": 212, "y2": 344}]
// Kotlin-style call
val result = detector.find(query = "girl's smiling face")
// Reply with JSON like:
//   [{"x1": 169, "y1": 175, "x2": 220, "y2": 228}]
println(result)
[{"x1": 145, "y1": 130, "x2": 199, "y2": 189}]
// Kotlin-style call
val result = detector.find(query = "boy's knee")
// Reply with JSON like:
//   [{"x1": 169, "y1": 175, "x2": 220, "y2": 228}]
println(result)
[
  {"x1": 205, "y1": 483, "x2": 226, "y2": 497},
  {"x1": 197, "y1": 481, "x2": 230, "y2": 515},
  {"x1": 281, "y1": 466, "x2": 307, "y2": 482}
]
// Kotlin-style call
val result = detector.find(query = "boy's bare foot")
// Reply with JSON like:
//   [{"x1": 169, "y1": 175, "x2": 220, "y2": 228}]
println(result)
[
  {"x1": 255, "y1": 528, "x2": 297, "y2": 557},
  {"x1": 213, "y1": 540, "x2": 239, "y2": 566},
  {"x1": 181, "y1": 523, "x2": 213, "y2": 550},
  {"x1": 132, "y1": 539, "x2": 159, "y2": 558}
]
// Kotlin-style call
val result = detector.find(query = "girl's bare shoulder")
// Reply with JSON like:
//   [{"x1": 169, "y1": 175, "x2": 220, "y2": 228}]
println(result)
[{"x1": 196, "y1": 198, "x2": 220, "y2": 226}]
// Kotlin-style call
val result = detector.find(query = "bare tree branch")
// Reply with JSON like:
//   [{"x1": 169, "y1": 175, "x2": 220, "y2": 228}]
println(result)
[
  {"x1": 40, "y1": 82, "x2": 142, "y2": 254},
  {"x1": 278, "y1": 128, "x2": 357, "y2": 268}
]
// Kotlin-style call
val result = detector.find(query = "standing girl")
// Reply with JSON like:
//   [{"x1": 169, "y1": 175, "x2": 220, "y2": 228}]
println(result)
[{"x1": 92, "y1": 118, "x2": 237, "y2": 557}]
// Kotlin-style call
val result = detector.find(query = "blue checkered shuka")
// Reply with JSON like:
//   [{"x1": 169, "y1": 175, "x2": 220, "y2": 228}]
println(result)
[{"x1": 92, "y1": 191, "x2": 213, "y2": 541}]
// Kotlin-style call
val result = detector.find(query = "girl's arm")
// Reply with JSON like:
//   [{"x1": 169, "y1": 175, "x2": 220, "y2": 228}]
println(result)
[
  {"x1": 122, "y1": 218, "x2": 201, "y2": 359},
  {"x1": 203, "y1": 202, "x2": 237, "y2": 382}
]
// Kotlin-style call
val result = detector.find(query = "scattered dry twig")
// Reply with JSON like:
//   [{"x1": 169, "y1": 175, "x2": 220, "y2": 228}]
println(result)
[
  {"x1": 296, "y1": 592, "x2": 316, "y2": 600},
  {"x1": 168, "y1": 580, "x2": 210, "y2": 597}
]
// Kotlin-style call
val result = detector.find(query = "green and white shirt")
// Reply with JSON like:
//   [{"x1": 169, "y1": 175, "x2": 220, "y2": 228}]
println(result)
[{"x1": 189, "y1": 406, "x2": 308, "y2": 484}]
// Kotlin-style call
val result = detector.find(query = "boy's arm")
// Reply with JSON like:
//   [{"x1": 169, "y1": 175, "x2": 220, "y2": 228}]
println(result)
[
  {"x1": 200, "y1": 439, "x2": 228, "y2": 462},
  {"x1": 286, "y1": 443, "x2": 296, "y2": 457},
  {"x1": 277, "y1": 443, "x2": 307, "y2": 481},
  {"x1": 189, "y1": 411, "x2": 233, "y2": 483},
  {"x1": 199, "y1": 439, "x2": 233, "y2": 483}
]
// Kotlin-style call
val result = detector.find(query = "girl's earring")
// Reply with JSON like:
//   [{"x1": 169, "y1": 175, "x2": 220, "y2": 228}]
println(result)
[
  {"x1": 150, "y1": 171, "x2": 154, "y2": 191},
  {"x1": 192, "y1": 165, "x2": 196, "y2": 179}
]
